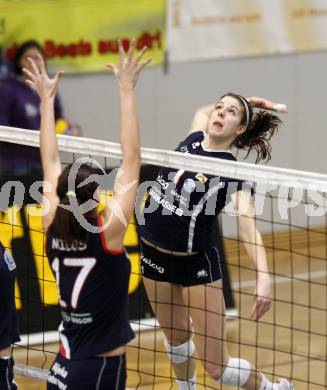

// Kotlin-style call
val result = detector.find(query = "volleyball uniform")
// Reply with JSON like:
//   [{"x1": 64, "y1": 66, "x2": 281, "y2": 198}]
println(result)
[
  {"x1": 46, "y1": 217, "x2": 134, "y2": 390},
  {"x1": 138, "y1": 131, "x2": 251, "y2": 286},
  {"x1": 0, "y1": 242, "x2": 20, "y2": 390}
]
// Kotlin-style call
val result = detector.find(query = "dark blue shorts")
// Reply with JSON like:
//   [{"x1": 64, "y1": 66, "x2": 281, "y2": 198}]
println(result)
[
  {"x1": 47, "y1": 354, "x2": 126, "y2": 390},
  {"x1": 140, "y1": 241, "x2": 222, "y2": 287},
  {"x1": 0, "y1": 358, "x2": 17, "y2": 390}
]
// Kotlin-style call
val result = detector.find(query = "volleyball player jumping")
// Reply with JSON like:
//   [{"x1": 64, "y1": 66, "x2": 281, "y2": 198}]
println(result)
[
  {"x1": 138, "y1": 94, "x2": 294, "y2": 389},
  {"x1": 23, "y1": 39, "x2": 150, "y2": 389}
]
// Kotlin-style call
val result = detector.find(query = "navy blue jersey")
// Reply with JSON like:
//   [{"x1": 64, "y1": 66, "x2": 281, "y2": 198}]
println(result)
[
  {"x1": 0, "y1": 242, "x2": 20, "y2": 350},
  {"x1": 139, "y1": 131, "x2": 251, "y2": 252},
  {"x1": 46, "y1": 217, "x2": 134, "y2": 360}
]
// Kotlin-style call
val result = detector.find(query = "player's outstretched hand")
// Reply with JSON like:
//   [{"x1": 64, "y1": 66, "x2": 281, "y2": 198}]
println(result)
[
  {"x1": 106, "y1": 39, "x2": 151, "y2": 88},
  {"x1": 247, "y1": 96, "x2": 288, "y2": 113},
  {"x1": 22, "y1": 53, "x2": 63, "y2": 101}
]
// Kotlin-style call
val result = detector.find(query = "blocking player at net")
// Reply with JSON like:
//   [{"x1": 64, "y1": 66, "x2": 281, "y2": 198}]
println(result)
[
  {"x1": 22, "y1": 39, "x2": 150, "y2": 389},
  {"x1": 0, "y1": 245, "x2": 20, "y2": 390},
  {"x1": 138, "y1": 94, "x2": 294, "y2": 389}
]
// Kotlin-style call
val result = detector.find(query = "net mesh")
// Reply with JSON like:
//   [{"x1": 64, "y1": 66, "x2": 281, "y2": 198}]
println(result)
[{"x1": 0, "y1": 126, "x2": 326, "y2": 389}]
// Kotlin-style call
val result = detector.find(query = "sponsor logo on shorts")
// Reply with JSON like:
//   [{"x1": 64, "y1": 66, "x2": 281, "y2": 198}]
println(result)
[
  {"x1": 181, "y1": 146, "x2": 188, "y2": 152},
  {"x1": 48, "y1": 362, "x2": 68, "y2": 390},
  {"x1": 196, "y1": 269, "x2": 208, "y2": 278},
  {"x1": 141, "y1": 254, "x2": 165, "y2": 274},
  {"x1": 192, "y1": 141, "x2": 200, "y2": 149}
]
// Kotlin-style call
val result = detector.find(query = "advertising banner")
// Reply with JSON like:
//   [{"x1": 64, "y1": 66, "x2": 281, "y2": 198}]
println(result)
[
  {"x1": 0, "y1": 0, "x2": 166, "y2": 72},
  {"x1": 168, "y1": 0, "x2": 327, "y2": 62}
]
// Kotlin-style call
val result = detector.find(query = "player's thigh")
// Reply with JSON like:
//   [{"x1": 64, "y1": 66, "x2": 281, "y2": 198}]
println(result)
[
  {"x1": 187, "y1": 280, "x2": 229, "y2": 370},
  {"x1": 143, "y1": 277, "x2": 192, "y2": 343}
]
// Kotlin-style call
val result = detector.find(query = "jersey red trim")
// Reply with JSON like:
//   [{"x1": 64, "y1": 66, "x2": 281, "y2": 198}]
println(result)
[
  {"x1": 60, "y1": 344, "x2": 66, "y2": 358},
  {"x1": 97, "y1": 215, "x2": 124, "y2": 255}
]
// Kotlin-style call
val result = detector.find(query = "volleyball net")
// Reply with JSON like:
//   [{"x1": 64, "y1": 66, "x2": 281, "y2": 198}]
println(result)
[{"x1": 0, "y1": 126, "x2": 326, "y2": 389}]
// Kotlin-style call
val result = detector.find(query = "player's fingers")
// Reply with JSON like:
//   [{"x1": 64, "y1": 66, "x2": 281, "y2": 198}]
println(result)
[
  {"x1": 118, "y1": 40, "x2": 125, "y2": 63},
  {"x1": 249, "y1": 301, "x2": 259, "y2": 321},
  {"x1": 36, "y1": 53, "x2": 46, "y2": 74},
  {"x1": 24, "y1": 79, "x2": 36, "y2": 90},
  {"x1": 273, "y1": 103, "x2": 288, "y2": 113},
  {"x1": 53, "y1": 70, "x2": 64, "y2": 85},
  {"x1": 127, "y1": 38, "x2": 136, "y2": 61},
  {"x1": 134, "y1": 45, "x2": 148, "y2": 64},
  {"x1": 106, "y1": 63, "x2": 118, "y2": 75},
  {"x1": 22, "y1": 67, "x2": 37, "y2": 82},
  {"x1": 253, "y1": 298, "x2": 271, "y2": 320},
  {"x1": 137, "y1": 57, "x2": 152, "y2": 72},
  {"x1": 27, "y1": 57, "x2": 41, "y2": 76}
]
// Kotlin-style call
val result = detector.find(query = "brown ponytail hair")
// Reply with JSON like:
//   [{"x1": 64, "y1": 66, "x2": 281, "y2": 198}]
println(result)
[
  {"x1": 222, "y1": 93, "x2": 282, "y2": 163},
  {"x1": 47, "y1": 163, "x2": 99, "y2": 245}
]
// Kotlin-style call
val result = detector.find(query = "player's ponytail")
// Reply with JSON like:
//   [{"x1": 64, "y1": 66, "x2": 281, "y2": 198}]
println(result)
[
  {"x1": 234, "y1": 110, "x2": 281, "y2": 162},
  {"x1": 47, "y1": 164, "x2": 99, "y2": 245},
  {"x1": 222, "y1": 93, "x2": 282, "y2": 163}
]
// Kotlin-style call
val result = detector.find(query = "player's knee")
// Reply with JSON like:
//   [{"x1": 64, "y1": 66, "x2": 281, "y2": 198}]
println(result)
[
  {"x1": 206, "y1": 364, "x2": 225, "y2": 381},
  {"x1": 164, "y1": 338, "x2": 195, "y2": 364},
  {"x1": 212, "y1": 358, "x2": 251, "y2": 386}
]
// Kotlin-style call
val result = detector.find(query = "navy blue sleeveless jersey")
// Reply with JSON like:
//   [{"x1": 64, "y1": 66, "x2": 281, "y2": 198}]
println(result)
[
  {"x1": 46, "y1": 217, "x2": 134, "y2": 360},
  {"x1": 0, "y1": 242, "x2": 20, "y2": 350},
  {"x1": 138, "y1": 131, "x2": 251, "y2": 253}
]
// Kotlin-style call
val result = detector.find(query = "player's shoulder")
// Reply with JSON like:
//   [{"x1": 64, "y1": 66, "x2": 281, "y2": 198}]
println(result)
[
  {"x1": 184, "y1": 130, "x2": 205, "y2": 144},
  {"x1": 177, "y1": 131, "x2": 205, "y2": 150}
]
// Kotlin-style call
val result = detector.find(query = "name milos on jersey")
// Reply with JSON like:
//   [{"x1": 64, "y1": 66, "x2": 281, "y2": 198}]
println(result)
[{"x1": 52, "y1": 238, "x2": 87, "y2": 252}]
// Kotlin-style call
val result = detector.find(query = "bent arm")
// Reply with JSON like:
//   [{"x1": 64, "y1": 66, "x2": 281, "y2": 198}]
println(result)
[{"x1": 189, "y1": 104, "x2": 214, "y2": 133}]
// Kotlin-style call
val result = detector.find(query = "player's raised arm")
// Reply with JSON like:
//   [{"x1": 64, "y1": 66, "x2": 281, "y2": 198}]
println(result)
[
  {"x1": 22, "y1": 54, "x2": 63, "y2": 231},
  {"x1": 100, "y1": 39, "x2": 151, "y2": 249}
]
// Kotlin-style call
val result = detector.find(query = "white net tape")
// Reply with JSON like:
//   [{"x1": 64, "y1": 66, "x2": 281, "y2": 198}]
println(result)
[{"x1": 1, "y1": 126, "x2": 327, "y2": 193}]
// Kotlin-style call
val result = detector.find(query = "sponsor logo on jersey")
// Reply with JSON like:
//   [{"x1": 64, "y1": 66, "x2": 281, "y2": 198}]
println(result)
[
  {"x1": 61, "y1": 311, "x2": 93, "y2": 325},
  {"x1": 149, "y1": 188, "x2": 184, "y2": 216},
  {"x1": 141, "y1": 254, "x2": 165, "y2": 274},
  {"x1": 195, "y1": 173, "x2": 208, "y2": 184},
  {"x1": 156, "y1": 175, "x2": 169, "y2": 190},
  {"x1": 4, "y1": 250, "x2": 16, "y2": 271},
  {"x1": 196, "y1": 269, "x2": 208, "y2": 278},
  {"x1": 183, "y1": 179, "x2": 196, "y2": 193}
]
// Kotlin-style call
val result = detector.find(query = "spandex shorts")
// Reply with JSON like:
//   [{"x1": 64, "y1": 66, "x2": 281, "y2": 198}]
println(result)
[
  {"x1": 47, "y1": 353, "x2": 126, "y2": 390},
  {"x1": 140, "y1": 241, "x2": 222, "y2": 287}
]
